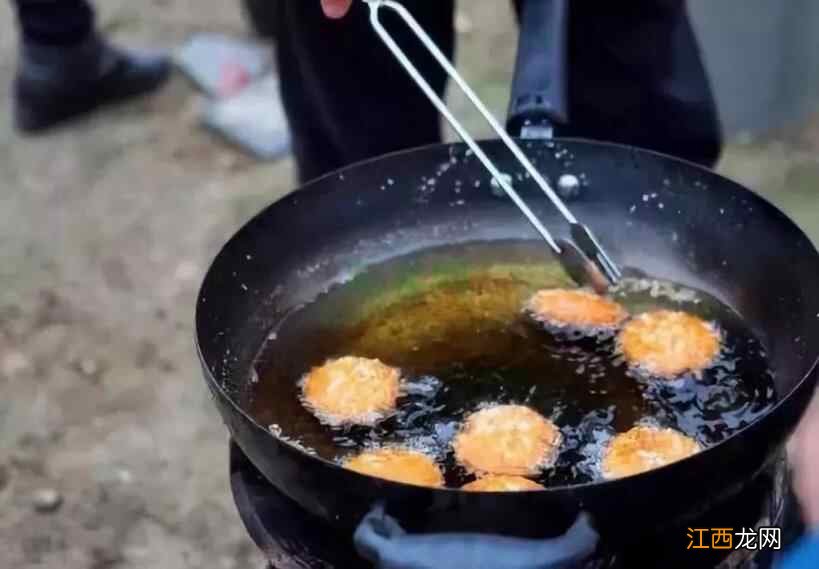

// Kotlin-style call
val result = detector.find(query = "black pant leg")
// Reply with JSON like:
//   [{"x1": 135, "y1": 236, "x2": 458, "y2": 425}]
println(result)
[
  {"x1": 12, "y1": 0, "x2": 95, "y2": 46},
  {"x1": 275, "y1": 0, "x2": 456, "y2": 183},
  {"x1": 511, "y1": 0, "x2": 722, "y2": 167},
  {"x1": 562, "y1": 1, "x2": 722, "y2": 166}
]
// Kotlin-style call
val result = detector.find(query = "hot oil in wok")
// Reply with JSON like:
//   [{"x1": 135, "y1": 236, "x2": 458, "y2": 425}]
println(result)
[{"x1": 248, "y1": 241, "x2": 776, "y2": 487}]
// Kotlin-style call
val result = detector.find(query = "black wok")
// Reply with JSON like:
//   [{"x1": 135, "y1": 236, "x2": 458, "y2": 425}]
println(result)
[
  {"x1": 195, "y1": 1, "x2": 819, "y2": 566},
  {"x1": 196, "y1": 136, "x2": 819, "y2": 534}
]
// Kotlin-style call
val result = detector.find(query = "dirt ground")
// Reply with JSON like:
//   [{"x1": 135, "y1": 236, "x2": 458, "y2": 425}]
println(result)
[{"x1": 0, "y1": 2, "x2": 818, "y2": 569}]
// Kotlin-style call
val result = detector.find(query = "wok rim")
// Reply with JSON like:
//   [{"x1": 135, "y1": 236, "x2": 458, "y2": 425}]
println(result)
[{"x1": 195, "y1": 136, "x2": 819, "y2": 495}]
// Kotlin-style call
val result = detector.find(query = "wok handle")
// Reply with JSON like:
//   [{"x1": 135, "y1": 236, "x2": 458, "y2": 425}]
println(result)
[
  {"x1": 354, "y1": 504, "x2": 599, "y2": 569},
  {"x1": 507, "y1": 0, "x2": 570, "y2": 138}
]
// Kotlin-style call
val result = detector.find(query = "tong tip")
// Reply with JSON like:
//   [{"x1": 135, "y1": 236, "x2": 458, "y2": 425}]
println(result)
[{"x1": 557, "y1": 239, "x2": 613, "y2": 294}]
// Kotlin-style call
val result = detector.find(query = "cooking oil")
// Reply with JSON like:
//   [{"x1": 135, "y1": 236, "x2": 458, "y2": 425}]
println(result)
[{"x1": 249, "y1": 241, "x2": 775, "y2": 488}]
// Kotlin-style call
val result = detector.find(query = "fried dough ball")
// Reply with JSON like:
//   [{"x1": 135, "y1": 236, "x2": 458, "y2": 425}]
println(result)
[
  {"x1": 602, "y1": 425, "x2": 701, "y2": 479},
  {"x1": 453, "y1": 405, "x2": 562, "y2": 476},
  {"x1": 344, "y1": 448, "x2": 444, "y2": 487},
  {"x1": 526, "y1": 289, "x2": 628, "y2": 331},
  {"x1": 462, "y1": 475, "x2": 545, "y2": 492},
  {"x1": 618, "y1": 310, "x2": 720, "y2": 378},
  {"x1": 300, "y1": 356, "x2": 400, "y2": 426}
]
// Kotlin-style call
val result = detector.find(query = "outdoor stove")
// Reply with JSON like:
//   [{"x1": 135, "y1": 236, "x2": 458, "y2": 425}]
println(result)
[{"x1": 229, "y1": 441, "x2": 805, "y2": 569}]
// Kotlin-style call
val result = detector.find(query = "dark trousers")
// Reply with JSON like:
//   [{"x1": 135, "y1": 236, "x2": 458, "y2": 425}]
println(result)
[
  {"x1": 274, "y1": 1, "x2": 722, "y2": 183},
  {"x1": 12, "y1": 0, "x2": 95, "y2": 46}
]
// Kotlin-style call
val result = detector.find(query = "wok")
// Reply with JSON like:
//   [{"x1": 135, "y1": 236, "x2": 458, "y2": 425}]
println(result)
[{"x1": 196, "y1": 1, "x2": 819, "y2": 566}]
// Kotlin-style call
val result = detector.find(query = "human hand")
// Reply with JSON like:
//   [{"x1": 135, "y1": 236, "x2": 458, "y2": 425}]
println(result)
[
  {"x1": 321, "y1": 0, "x2": 353, "y2": 18},
  {"x1": 791, "y1": 394, "x2": 819, "y2": 528}
]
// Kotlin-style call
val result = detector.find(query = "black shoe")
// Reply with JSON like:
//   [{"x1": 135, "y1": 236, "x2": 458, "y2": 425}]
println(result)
[{"x1": 13, "y1": 35, "x2": 171, "y2": 133}]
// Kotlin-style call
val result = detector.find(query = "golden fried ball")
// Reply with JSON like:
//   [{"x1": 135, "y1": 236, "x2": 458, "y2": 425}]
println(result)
[
  {"x1": 462, "y1": 475, "x2": 545, "y2": 492},
  {"x1": 301, "y1": 356, "x2": 400, "y2": 426},
  {"x1": 602, "y1": 425, "x2": 701, "y2": 479},
  {"x1": 618, "y1": 310, "x2": 720, "y2": 378},
  {"x1": 526, "y1": 289, "x2": 628, "y2": 330},
  {"x1": 453, "y1": 405, "x2": 562, "y2": 476},
  {"x1": 344, "y1": 448, "x2": 444, "y2": 487}
]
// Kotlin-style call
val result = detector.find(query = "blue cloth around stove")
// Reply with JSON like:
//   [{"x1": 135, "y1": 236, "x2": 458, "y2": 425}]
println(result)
[
  {"x1": 777, "y1": 533, "x2": 819, "y2": 569},
  {"x1": 353, "y1": 505, "x2": 599, "y2": 569}
]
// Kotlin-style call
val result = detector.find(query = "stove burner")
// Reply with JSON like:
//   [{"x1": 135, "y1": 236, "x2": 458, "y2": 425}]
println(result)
[
  {"x1": 231, "y1": 443, "x2": 364, "y2": 569},
  {"x1": 229, "y1": 442, "x2": 803, "y2": 569}
]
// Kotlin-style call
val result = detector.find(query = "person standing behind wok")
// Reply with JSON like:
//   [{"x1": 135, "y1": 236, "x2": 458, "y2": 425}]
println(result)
[
  {"x1": 275, "y1": 0, "x2": 723, "y2": 183},
  {"x1": 779, "y1": 394, "x2": 819, "y2": 569},
  {"x1": 9, "y1": 0, "x2": 170, "y2": 133}
]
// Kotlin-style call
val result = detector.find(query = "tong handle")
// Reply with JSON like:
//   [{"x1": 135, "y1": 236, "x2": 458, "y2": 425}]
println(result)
[{"x1": 508, "y1": 0, "x2": 570, "y2": 138}]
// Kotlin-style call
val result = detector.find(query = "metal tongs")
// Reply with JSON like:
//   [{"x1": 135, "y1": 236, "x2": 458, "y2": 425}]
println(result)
[{"x1": 365, "y1": 0, "x2": 622, "y2": 293}]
